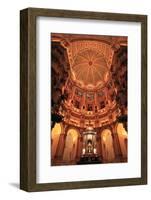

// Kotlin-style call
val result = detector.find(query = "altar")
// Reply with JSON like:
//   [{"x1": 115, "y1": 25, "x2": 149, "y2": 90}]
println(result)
[{"x1": 77, "y1": 127, "x2": 101, "y2": 164}]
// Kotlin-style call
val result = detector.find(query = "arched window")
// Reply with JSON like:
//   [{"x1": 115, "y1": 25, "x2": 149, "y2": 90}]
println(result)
[
  {"x1": 51, "y1": 123, "x2": 62, "y2": 159},
  {"x1": 101, "y1": 129, "x2": 115, "y2": 162},
  {"x1": 63, "y1": 129, "x2": 78, "y2": 164},
  {"x1": 117, "y1": 123, "x2": 128, "y2": 158}
]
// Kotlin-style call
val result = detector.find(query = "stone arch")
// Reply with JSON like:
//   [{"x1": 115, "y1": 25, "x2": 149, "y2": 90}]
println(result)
[
  {"x1": 116, "y1": 123, "x2": 128, "y2": 158},
  {"x1": 99, "y1": 125, "x2": 113, "y2": 139},
  {"x1": 63, "y1": 128, "x2": 79, "y2": 164},
  {"x1": 51, "y1": 123, "x2": 62, "y2": 159},
  {"x1": 101, "y1": 128, "x2": 115, "y2": 162},
  {"x1": 64, "y1": 125, "x2": 81, "y2": 137}
]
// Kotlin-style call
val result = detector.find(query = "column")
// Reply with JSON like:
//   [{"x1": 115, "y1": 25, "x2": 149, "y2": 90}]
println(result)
[
  {"x1": 94, "y1": 92, "x2": 98, "y2": 109},
  {"x1": 70, "y1": 86, "x2": 76, "y2": 105},
  {"x1": 96, "y1": 134, "x2": 102, "y2": 160},
  {"x1": 111, "y1": 125, "x2": 123, "y2": 161},
  {"x1": 105, "y1": 88, "x2": 112, "y2": 107},
  {"x1": 81, "y1": 92, "x2": 86, "y2": 111},
  {"x1": 55, "y1": 133, "x2": 66, "y2": 160},
  {"x1": 76, "y1": 135, "x2": 83, "y2": 161}
]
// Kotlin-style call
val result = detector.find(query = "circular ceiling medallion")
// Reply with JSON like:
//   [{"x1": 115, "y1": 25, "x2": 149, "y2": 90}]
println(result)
[{"x1": 71, "y1": 49, "x2": 109, "y2": 88}]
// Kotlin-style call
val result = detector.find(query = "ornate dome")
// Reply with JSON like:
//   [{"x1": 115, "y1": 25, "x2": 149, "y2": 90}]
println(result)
[
  {"x1": 71, "y1": 49, "x2": 109, "y2": 88},
  {"x1": 51, "y1": 33, "x2": 128, "y2": 129}
]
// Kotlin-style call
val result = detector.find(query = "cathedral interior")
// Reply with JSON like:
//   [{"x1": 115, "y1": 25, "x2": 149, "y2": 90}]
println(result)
[{"x1": 51, "y1": 33, "x2": 128, "y2": 166}]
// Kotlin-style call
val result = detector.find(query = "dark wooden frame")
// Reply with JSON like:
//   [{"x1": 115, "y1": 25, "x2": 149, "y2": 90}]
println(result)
[{"x1": 20, "y1": 7, "x2": 147, "y2": 192}]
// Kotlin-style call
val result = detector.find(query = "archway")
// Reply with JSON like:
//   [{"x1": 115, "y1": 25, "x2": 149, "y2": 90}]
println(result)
[
  {"x1": 51, "y1": 123, "x2": 62, "y2": 159},
  {"x1": 117, "y1": 123, "x2": 128, "y2": 158},
  {"x1": 63, "y1": 128, "x2": 79, "y2": 164},
  {"x1": 101, "y1": 129, "x2": 115, "y2": 162}
]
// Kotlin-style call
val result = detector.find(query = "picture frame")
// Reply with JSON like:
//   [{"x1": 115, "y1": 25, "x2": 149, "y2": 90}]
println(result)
[{"x1": 20, "y1": 7, "x2": 147, "y2": 192}]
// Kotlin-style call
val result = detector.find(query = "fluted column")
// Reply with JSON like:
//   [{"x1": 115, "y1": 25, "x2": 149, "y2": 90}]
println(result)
[{"x1": 55, "y1": 133, "x2": 66, "y2": 160}]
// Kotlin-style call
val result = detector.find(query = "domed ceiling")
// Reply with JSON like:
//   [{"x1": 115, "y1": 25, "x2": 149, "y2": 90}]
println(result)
[
  {"x1": 51, "y1": 33, "x2": 128, "y2": 129},
  {"x1": 71, "y1": 49, "x2": 109, "y2": 87},
  {"x1": 66, "y1": 38, "x2": 114, "y2": 89},
  {"x1": 51, "y1": 33, "x2": 120, "y2": 89}
]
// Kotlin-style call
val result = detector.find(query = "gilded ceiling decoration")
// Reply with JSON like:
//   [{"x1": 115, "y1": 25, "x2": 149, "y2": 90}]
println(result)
[
  {"x1": 51, "y1": 33, "x2": 128, "y2": 129},
  {"x1": 69, "y1": 40, "x2": 114, "y2": 68},
  {"x1": 71, "y1": 49, "x2": 109, "y2": 87},
  {"x1": 52, "y1": 35, "x2": 115, "y2": 89}
]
